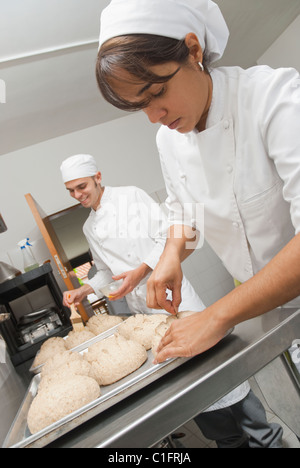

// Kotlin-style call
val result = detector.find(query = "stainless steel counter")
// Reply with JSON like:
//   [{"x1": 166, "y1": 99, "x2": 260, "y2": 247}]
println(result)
[{"x1": 1, "y1": 306, "x2": 299, "y2": 448}]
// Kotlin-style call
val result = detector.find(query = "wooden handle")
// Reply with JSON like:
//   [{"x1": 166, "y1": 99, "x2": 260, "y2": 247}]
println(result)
[{"x1": 70, "y1": 303, "x2": 82, "y2": 324}]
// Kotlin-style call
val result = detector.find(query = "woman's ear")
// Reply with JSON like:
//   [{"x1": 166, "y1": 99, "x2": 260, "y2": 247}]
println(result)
[{"x1": 184, "y1": 33, "x2": 203, "y2": 65}]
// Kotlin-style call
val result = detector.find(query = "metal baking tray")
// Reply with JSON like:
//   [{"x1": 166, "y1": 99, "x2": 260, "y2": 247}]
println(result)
[
  {"x1": 3, "y1": 329, "x2": 187, "y2": 448},
  {"x1": 4, "y1": 324, "x2": 234, "y2": 448}
]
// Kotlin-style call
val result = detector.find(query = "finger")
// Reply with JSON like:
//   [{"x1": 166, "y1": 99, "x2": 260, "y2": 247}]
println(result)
[
  {"x1": 156, "y1": 330, "x2": 172, "y2": 354},
  {"x1": 108, "y1": 285, "x2": 127, "y2": 300},
  {"x1": 63, "y1": 293, "x2": 73, "y2": 308},
  {"x1": 147, "y1": 282, "x2": 177, "y2": 314},
  {"x1": 154, "y1": 345, "x2": 183, "y2": 364},
  {"x1": 112, "y1": 274, "x2": 124, "y2": 280},
  {"x1": 146, "y1": 279, "x2": 162, "y2": 310},
  {"x1": 171, "y1": 286, "x2": 182, "y2": 314}
]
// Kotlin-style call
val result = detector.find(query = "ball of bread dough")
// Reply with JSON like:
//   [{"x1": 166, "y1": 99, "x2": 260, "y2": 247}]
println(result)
[
  {"x1": 39, "y1": 358, "x2": 92, "y2": 392},
  {"x1": 27, "y1": 375, "x2": 100, "y2": 434},
  {"x1": 41, "y1": 350, "x2": 83, "y2": 378},
  {"x1": 32, "y1": 337, "x2": 67, "y2": 367},
  {"x1": 85, "y1": 333, "x2": 147, "y2": 385},
  {"x1": 65, "y1": 329, "x2": 96, "y2": 350},
  {"x1": 86, "y1": 314, "x2": 123, "y2": 335},
  {"x1": 117, "y1": 314, "x2": 170, "y2": 350}
]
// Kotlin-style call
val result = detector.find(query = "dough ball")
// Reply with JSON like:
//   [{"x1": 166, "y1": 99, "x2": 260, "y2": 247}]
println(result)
[
  {"x1": 118, "y1": 314, "x2": 171, "y2": 350},
  {"x1": 39, "y1": 358, "x2": 92, "y2": 392},
  {"x1": 85, "y1": 333, "x2": 147, "y2": 385},
  {"x1": 86, "y1": 314, "x2": 123, "y2": 335},
  {"x1": 40, "y1": 350, "x2": 83, "y2": 378},
  {"x1": 27, "y1": 375, "x2": 100, "y2": 434},
  {"x1": 32, "y1": 337, "x2": 67, "y2": 367},
  {"x1": 65, "y1": 329, "x2": 96, "y2": 350}
]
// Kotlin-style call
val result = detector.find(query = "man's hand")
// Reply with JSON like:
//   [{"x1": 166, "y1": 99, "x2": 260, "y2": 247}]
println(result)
[
  {"x1": 108, "y1": 263, "x2": 151, "y2": 300},
  {"x1": 63, "y1": 284, "x2": 93, "y2": 308}
]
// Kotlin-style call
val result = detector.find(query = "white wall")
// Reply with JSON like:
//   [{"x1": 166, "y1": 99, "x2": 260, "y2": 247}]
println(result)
[
  {"x1": 257, "y1": 15, "x2": 300, "y2": 71},
  {"x1": 0, "y1": 113, "x2": 161, "y2": 259}
]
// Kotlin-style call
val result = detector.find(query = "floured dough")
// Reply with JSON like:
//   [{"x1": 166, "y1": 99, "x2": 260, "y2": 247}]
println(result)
[
  {"x1": 40, "y1": 350, "x2": 84, "y2": 378},
  {"x1": 86, "y1": 314, "x2": 123, "y2": 335},
  {"x1": 27, "y1": 375, "x2": 100, "y2": 434},
  {"x1": 38, "y1": 358, "x2": 92, "y2": 392},
  {"x1": 65, "y1": 329, "x2": 96, "y2": 349},
  {"x1": 84, "y1": 333, "x2": 147, "y2": 385},
  {"x1": 32, "y1": 337, "x2": 67, "y2": 368},
  {"x1": 117, "y1": 313, "x2": 170, "y2": 350}
]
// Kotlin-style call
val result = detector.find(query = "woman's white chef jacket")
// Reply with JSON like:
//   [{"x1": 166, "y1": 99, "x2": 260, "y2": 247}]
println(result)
[
  {"x1": 85, "y1": 185, "x2": 250, "y2": 410},
  {"x1": 157, "y1": 65, "x2": 300, "y2": 289},
  {"x1": 84, "y1": 185, "x2": 205, "y2": 315}
]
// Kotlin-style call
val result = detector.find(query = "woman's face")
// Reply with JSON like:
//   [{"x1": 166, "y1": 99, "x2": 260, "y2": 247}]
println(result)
[{"x1": 108, "y1": 59, "x2": 212, "y2": 133}]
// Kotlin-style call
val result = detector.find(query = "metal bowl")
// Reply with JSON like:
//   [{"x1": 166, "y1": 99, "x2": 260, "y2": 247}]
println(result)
[{"x1": 0, "y1": 261, "x2": 21, "y2": 284}]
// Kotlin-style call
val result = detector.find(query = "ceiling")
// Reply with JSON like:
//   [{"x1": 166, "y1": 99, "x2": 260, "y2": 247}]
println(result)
[{"x1": 1, "y1": 0, "x2": 300, "y2": 156}]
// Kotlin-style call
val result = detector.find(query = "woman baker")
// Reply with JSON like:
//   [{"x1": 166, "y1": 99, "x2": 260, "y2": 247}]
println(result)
[{"x1": 94, "y1": 0, "x2": 300, "y2": 447}]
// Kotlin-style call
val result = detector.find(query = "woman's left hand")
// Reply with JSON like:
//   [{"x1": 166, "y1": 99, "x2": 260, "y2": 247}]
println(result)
[{"x1": 154, "y1": 308, "x2": 228, "y2": 363}]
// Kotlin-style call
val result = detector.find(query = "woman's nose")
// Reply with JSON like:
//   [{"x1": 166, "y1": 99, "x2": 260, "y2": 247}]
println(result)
[{"x1": 143, "y1": 104, "x2": 167, "y2": 124}]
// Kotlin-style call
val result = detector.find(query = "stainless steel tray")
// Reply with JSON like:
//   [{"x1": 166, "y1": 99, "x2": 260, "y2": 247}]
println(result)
[
  {"x1": 3, "y1": 329, "x2": 188, "y2": 448},
  {"x1": 4, "y1": 325, "x2": 234, "y2": 448}
]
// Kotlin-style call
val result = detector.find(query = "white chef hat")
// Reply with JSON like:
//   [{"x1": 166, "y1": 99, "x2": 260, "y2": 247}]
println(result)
[
  {"x1": 99, "y1": 0, "x2": 229, "y2": 63},
  {"x1": 60, "y1": 154, "x2": 98, "y2": 183}
]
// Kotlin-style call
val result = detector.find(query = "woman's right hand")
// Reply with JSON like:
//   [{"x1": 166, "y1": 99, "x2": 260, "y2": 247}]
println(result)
[{"x1": 146, "y1": 252, "x2": 183, "y2": 315}]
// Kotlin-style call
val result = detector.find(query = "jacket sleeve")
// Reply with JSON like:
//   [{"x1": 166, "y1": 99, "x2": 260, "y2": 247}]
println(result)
[
  {"x1": 83, "y1": 225, "x2": 113, "y2": 298},
  {"x1": 133, "y1": 187, "x2": 167, "y2": 270},
  {"x1": 157, "y1": 142, "x2": 196, "y2": 230},
  {"x1": 260, "y1": 67, "x2": 300, "y2": 234}
]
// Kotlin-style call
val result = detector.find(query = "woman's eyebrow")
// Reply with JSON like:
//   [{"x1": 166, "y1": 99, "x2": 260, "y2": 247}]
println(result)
[
  {"x1": 136, "y1": 66, "x2": 181, "y2": 97},
  {"x1": 136, "y1": 82, "x2": 152, "y2": 96}
]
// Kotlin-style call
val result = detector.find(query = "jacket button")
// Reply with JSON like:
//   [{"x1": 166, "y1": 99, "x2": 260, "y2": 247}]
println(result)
[
  {"x1": 223, "y1": 120, "x2": 230, "y2": 130},
  {"x1": 227, "y1": 165, "x2": 233, "y2": 173},
  {"x1": 232, "y1": 222, "x2": 239, "y2": 229}
]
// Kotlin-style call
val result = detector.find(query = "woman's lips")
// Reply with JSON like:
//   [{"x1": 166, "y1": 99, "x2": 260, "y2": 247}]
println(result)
[{"x1": 167, "y1": 118, "x2": 180, "y2": 130}]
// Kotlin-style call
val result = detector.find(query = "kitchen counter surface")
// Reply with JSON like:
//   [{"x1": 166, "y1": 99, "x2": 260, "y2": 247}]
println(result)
[{"x1": 1, "y1": 306, "x2": 299, "y2": 448}]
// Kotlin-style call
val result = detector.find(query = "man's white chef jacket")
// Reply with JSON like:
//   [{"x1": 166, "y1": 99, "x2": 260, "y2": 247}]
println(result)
[{"x1": 84, "y1": 185, "x2": 205, "y2": 314}]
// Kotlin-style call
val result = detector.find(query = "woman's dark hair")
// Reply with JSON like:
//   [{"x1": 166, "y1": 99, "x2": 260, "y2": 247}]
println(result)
[{"x1": 96, "y1": 34, "x2": 208, "y2": 111}]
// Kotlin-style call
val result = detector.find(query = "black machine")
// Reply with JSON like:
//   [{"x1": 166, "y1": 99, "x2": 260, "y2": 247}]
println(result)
[{"x1": 0, "y1": 263, "x2": 72, "y2": 366}]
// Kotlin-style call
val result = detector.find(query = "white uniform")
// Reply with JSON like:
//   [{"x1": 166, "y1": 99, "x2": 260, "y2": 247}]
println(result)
[
  {"x1": 84, "y1": 185, "x2": 205, "y2": 314},
  {"x1": 84, "y1": 187, "x2": 249, "y2": 411},
  {"x1": 157, "y1": 65, "x2": 300, "y2": 290},
  {"x1": 154, "y1": 65, "x2": 300, "y2": 410}
]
